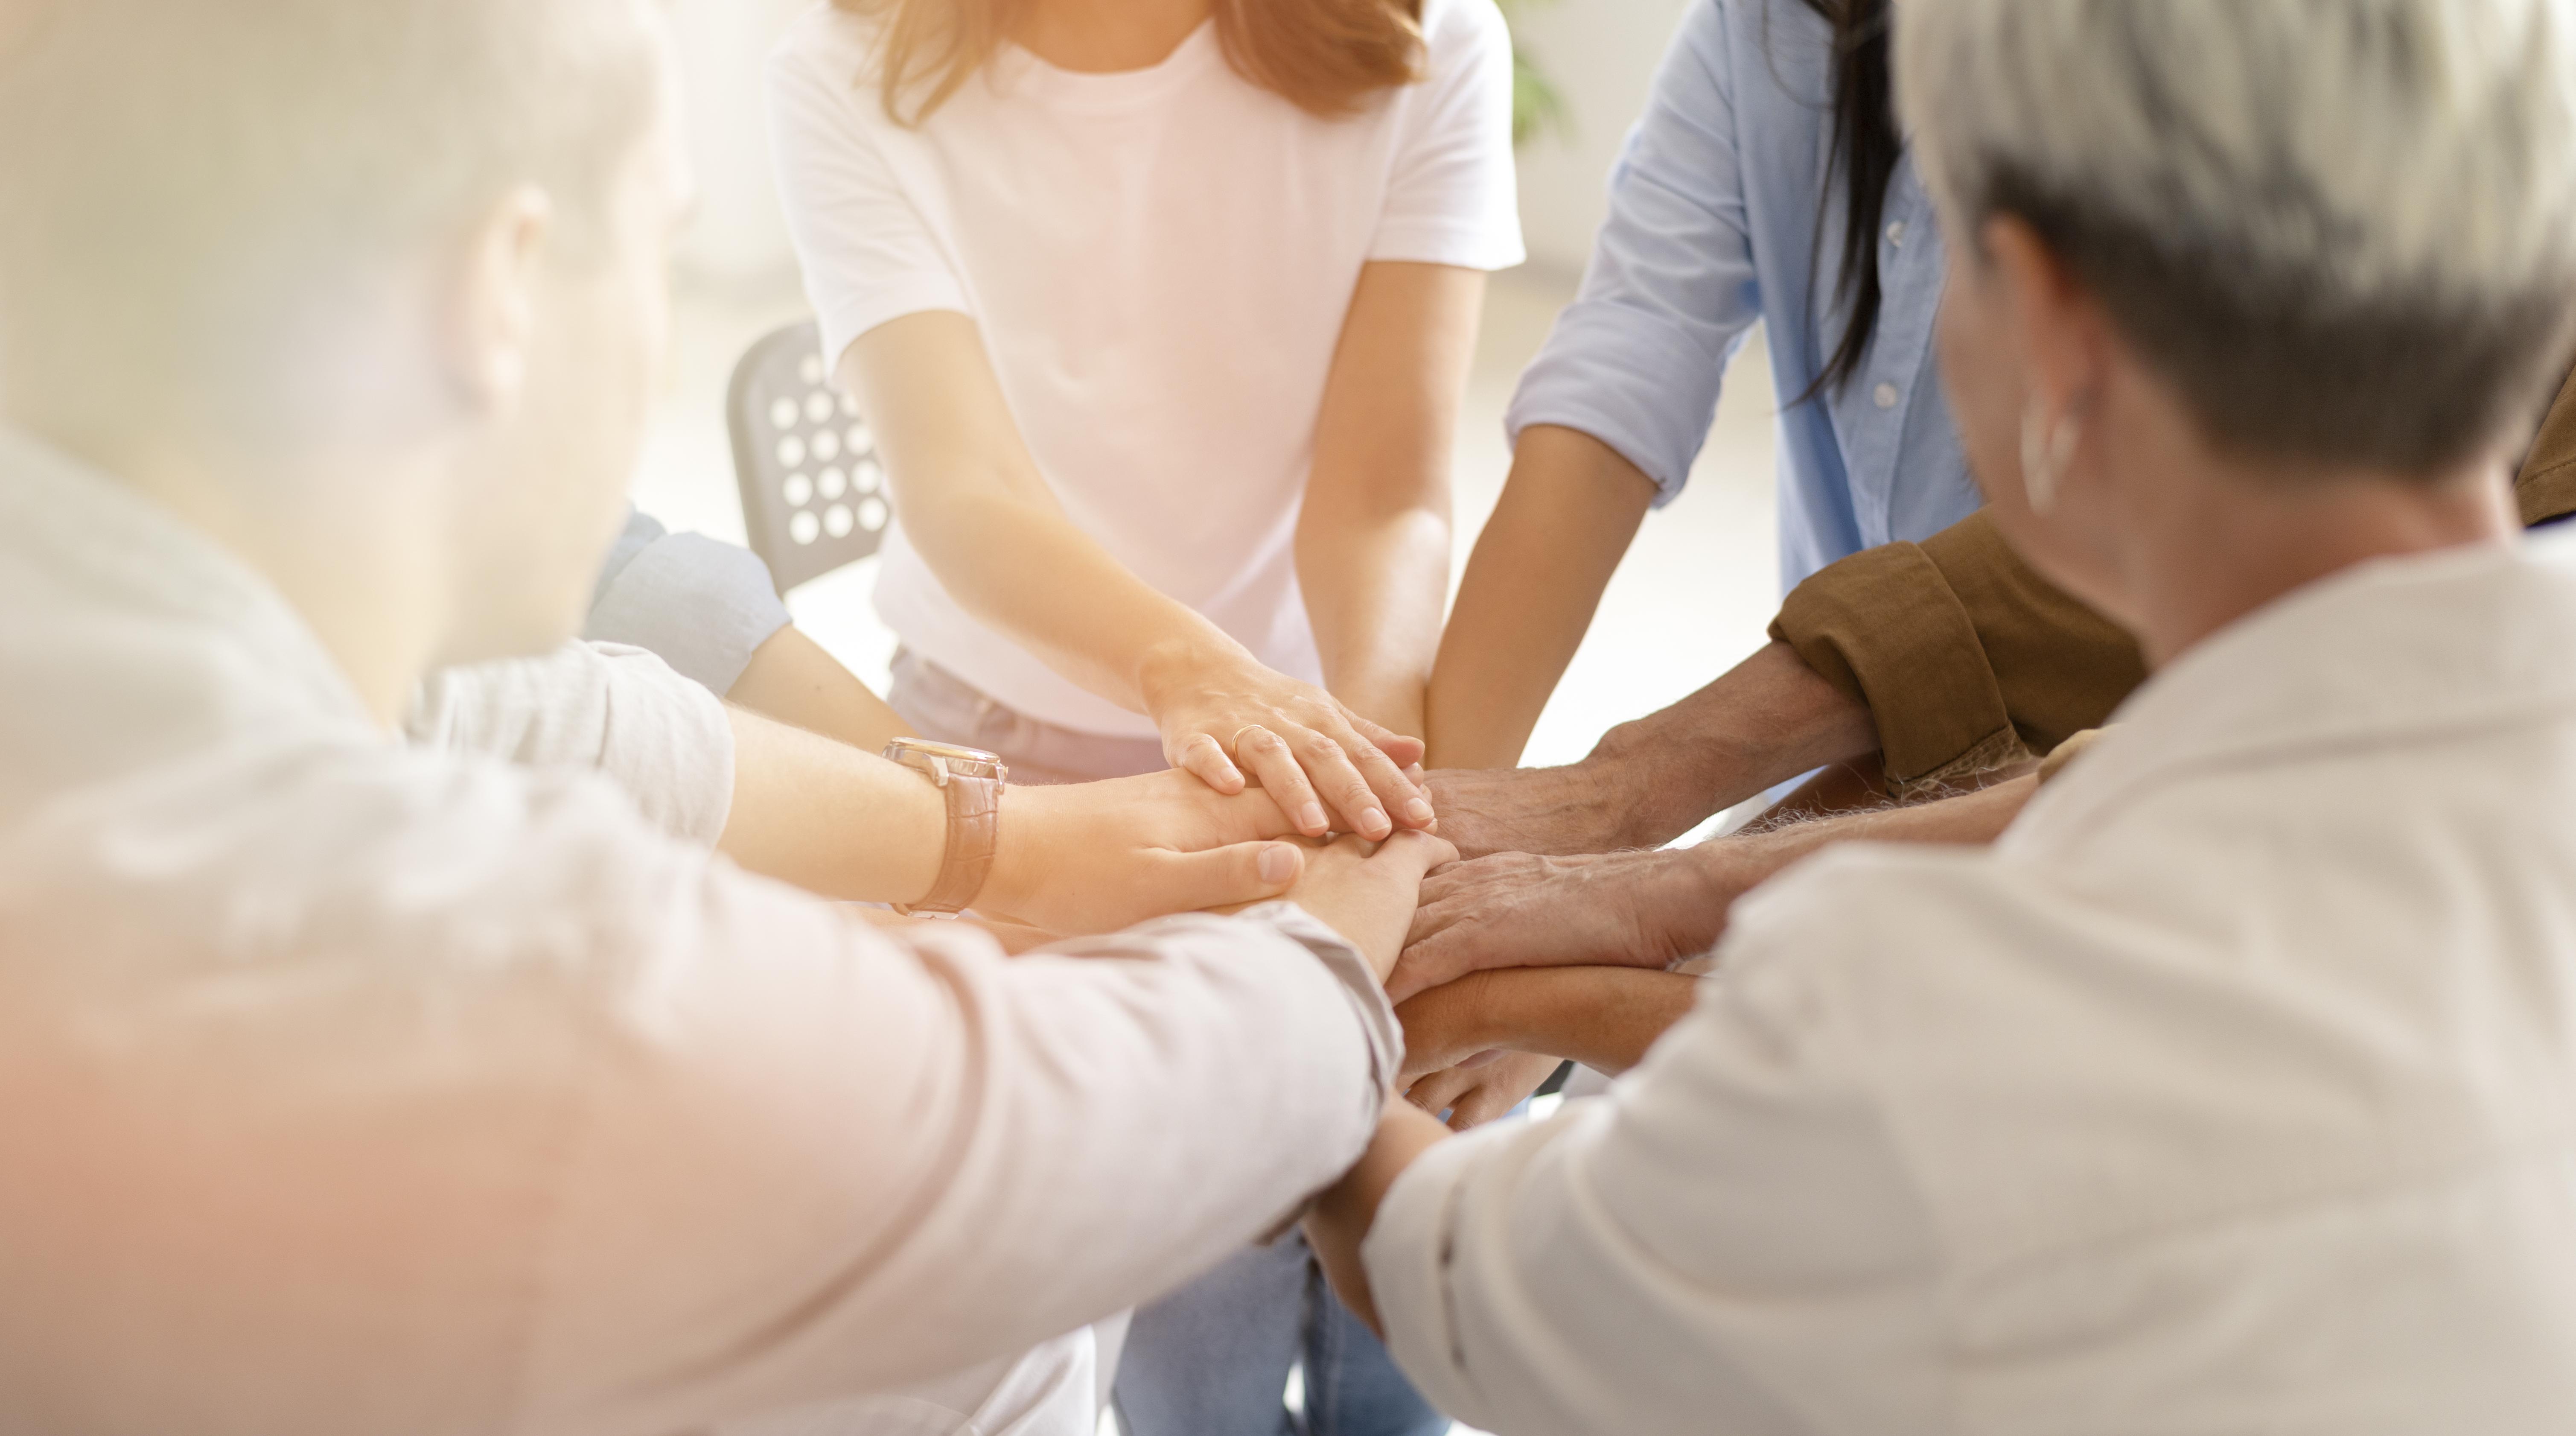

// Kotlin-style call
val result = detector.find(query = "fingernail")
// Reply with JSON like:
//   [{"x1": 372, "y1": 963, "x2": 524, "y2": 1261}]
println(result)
[
  {"x1": 1258, "y1": 844, "x2": 1297, "y2": 884},
  {"x1": 1301, "y1": 803, "x2": 1328, "y2": 832},
  {"x1": 1362, "y1": 808, "x2": 1389, "y2": 836},
  {"x1": 1405, "y1": 798, "x2": 1435, "y2": 825}
]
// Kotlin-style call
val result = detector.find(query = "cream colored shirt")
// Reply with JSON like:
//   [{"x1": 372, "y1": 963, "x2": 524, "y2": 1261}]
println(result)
[
  {"x1": 0, "y1": 428, "x2": 1403, "y2": 1436},
  {"x1": 1370, "y1": 535, "x2": 2576, "y2": 1434}
]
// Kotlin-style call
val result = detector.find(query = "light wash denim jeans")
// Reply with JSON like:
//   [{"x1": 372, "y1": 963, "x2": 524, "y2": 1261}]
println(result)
[
  {"x1": 1114, "y1": 1235, "x2": 1445, "y2": 1436},
  {"x1": 888, "y1": 651, "x2": 1447, "y2": 1436}
]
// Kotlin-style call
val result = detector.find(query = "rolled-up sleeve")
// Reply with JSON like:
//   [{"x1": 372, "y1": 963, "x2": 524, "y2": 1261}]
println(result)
[
  {"x1": 405, "y1": 642, "x2": 736, "y2": 846},
  {"x1": 1769, "y1": 509, "x2": 2145, "y2": 791},
  {"x1": 584, "y1": 507, "x2": 792, "y2": 696},
  {"x1": 2517, "y1": 365, "x2": 2576, "y2": 527},
  {"x1": 1503, "y1": 0, "x2": 1760, "y2": 506},
  {"x1": 526, "y1": 873, "x2": 1405, "y2": 1430}
]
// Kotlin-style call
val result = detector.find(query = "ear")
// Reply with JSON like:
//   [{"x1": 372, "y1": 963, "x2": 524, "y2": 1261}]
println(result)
[
  {"x1": 1980, "y1": 214, "x2": 2109, "y2": 423},
  {"x1": 442, "y1": 185, "x2": 554, "y2": 415}
]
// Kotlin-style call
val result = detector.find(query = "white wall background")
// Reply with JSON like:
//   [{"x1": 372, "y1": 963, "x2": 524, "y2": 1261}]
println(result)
[{"x1": 1505, "y1": 0, "x2": 1691, "y2": 275}]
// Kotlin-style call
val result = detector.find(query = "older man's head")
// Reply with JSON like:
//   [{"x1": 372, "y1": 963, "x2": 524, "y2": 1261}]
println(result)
[{"x1": 0, "y1": 0, "x2": 685, "y2": 691}]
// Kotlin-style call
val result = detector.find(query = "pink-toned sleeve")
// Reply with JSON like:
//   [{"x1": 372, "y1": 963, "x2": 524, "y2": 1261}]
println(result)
[{"x1": 524, "y1": 854, "x2": 1400, "y2": 1431}]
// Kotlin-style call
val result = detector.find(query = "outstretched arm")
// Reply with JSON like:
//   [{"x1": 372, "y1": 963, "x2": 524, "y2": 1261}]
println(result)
[
  {"x1": 1390, "y1": 774, "x2": 2034, "y2": 1003},
  {"x1": 840, "y1": 313, "x2": 1431, "y2": 843}
]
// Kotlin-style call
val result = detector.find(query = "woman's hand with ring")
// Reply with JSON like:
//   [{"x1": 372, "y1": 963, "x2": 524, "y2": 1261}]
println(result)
[{"x1": 1144, "y1": 646, "x2": 1434, "y2": 841}]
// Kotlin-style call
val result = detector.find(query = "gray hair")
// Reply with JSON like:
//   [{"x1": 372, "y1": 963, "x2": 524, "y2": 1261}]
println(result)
[
  {"x1": 1898, "y1": 0, "x2": 2576, "y2": 475},
  {"x1": 0, "y1": 0, "x2": 663, "y2": 413}
]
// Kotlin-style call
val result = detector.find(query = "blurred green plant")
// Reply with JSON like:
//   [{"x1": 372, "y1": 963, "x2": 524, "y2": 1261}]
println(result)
[{"x1": 1495, "y1": 0, "x2": 1568, "y2": 146}]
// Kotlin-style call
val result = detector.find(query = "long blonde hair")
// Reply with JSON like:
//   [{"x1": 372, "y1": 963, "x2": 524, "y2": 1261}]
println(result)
[{"x1": 835, "y1": 0, "x2": 1427, "y2": 125}]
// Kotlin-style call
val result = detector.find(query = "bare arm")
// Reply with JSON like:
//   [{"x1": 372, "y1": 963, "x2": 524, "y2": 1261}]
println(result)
[
  {"x1": 1306, "y1": 1104, "x2": 1454, "y2": 1337},
  {"x1": 1426, "y1": 640, "x2": 1881, "y2": 860},
  {"x1": 1425, "y1": 425, "x2": 1656, "y2": 768},
  {"x1": 1397, "y1": 967, "x2": 1702, "y2": 1085},
  {"x1": 1298, "y1": 263, "x2": 1484, "y2": 738},
  {"x1": 1391, "y1": 775, "x2": 2038, "y2": 1001},
  {"x1": 722, "y1": 624, "x2": 912, "y2": 755},
  {"x1": 840, "y1": 313, "x2": 1430, "y2": 841},
  {"x1": 718, "y1": 706, "x2": 1316, "y2": 934}
]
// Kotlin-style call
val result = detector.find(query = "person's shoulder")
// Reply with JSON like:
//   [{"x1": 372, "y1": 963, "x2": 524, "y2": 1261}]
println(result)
[
  {"x1": 770, "y1": 2, "x2": 892, "y2": 105},
  {"x1": 1664, "y1": 0, "x2": 1833, "y2": 105},
  {"x1": 1413, "y1": 0, "x2": 1510, "y2": 71}
]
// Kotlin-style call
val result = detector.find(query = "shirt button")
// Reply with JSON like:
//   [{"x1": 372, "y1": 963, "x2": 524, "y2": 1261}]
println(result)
[
  {"x1": 1874, "y1": 382, "x2": 1900, "y2": 410},
  {"x1": 1885, "y1": 220, "x2": 1906, "y2": 247}
]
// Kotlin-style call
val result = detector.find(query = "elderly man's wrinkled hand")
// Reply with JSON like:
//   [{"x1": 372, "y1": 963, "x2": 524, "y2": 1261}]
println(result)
[{"x1": 1389, "y1": 847, "x2": 1725, "y2": 1004}]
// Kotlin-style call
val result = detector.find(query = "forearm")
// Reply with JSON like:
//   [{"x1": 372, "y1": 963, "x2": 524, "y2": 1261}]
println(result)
[
  {"x1": 1306, "y1": 1102, "x2": 1452, "y2": 1337},
  {"x1": 1681, "y1": 774, "x2": 2038, "y2": 939},
  {"x1": 1487, "y1": 968, "x2": 1702, "y2": 1075},
  {"x1": 1426, "y1": 426, "x2": 1655, "y2": 768},
  {"x1": 1589, "y1": 640, "x2": 1883, "y2": 848},
  {"x1": 1298, "y1": 500, "x2": 1449, "y2": 738},
  {"x1": 903, "y1": 486, "x2": 1249, "y2": 712},
  {"x1": 1409, "y1": 966, "x2": 1703, "y2": 1078},
  {"x1": 717, "y1": 706, "x2": 944, "y2": 905},
  {"x1": 1304, "y1": 260, "x2": 1479, "y2": 740},
  {"x1": 724, "y1": 625, "x2": 913, "y2": 754}
]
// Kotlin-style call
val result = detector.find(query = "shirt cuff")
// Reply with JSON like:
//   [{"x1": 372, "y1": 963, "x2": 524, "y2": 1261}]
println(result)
[
  {"x1": 1770, "y1": 535, "x2": 2021, "y2": 791},
  {"x1": 1367, "y1": 222, "x2": 1527, "y2": 273},
  {"x1": 1504, "y1": 306, "x2": 1736, "y2": 508},
  {"x1": 1361, "y1": 1127, "x2": 1509, "y2": 1429},
  {"x1": 1236, "y1": 902, "x2": 1404, "y2": 1104},
  {"x1": 586, "y1": 532, "x2": 791, "y2": 696}
]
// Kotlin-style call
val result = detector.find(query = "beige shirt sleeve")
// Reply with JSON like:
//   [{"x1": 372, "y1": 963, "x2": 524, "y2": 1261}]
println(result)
[
  {"x1": 405, "y1": 641, "x2": 737, "y2": 846},
  {"x1": 4, "y1": 750, "x2": 1400, "y2": 1433},
  {"x1": 523, "y1": 871, "x2": 1402, "y2": 1432}
]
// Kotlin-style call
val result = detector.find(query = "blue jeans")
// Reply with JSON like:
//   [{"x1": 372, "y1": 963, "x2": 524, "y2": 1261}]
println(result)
[{"x1": 1115, "y1": 1236, "x2": 1446, "y2": 1436}]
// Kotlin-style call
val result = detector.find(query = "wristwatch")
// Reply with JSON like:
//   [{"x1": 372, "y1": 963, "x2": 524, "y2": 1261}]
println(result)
[{"x1": 882, "y1": 737, "x2": 1008, "y2": 917}]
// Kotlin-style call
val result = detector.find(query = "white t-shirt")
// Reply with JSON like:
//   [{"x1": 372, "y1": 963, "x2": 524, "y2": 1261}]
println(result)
[{"x1": 767, "y1": 0, "x2": 1525, "y2": 736}]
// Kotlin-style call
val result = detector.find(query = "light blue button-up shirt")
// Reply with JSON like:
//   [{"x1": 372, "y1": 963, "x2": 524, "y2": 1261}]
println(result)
[{"x1": 1507, "y1": 0, "x2": 1978, "y2": 592}]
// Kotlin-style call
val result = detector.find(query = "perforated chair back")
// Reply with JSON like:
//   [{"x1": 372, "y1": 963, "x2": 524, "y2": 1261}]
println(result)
[{"x1": 727, "y1": 321, "x2": 892, "y2": 595}]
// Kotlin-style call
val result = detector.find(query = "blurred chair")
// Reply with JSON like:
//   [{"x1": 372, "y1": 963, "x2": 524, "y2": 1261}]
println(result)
[{"x1": 727, "y1": 320, "x2": 892, "y2": 595}]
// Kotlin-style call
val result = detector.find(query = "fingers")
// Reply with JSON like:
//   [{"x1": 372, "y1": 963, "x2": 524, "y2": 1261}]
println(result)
[
  {"x1": 1403, "y1": 1063, "x2": 1482, "y2": 1119},
  {"x1": 1447, "y1": 1077, "x2": 1526, "y2": 1131},
  {"x1": 1151, "y1": 840, "x2": 1307, "y2": 914},
  {"x1": 1375, "y1": 828, "x2": 1460, "y2": 876},
  {"x1": 1335, "y1": 715, "x2": 1434, "y2": 831},
  {"x1": 1350, "y1": 714, "x2": 1428, "y2": 773},
  {"x1": 1176, "y1": 731, "x2": 1247, "y2": 796},
  {"x1": 1278, "y1": 724, "x2": 1395, "y2": 841},
  {"x1": 1236, "y1": 725, "x2": 1330, "y2": 837},
  {"x1": 1340, "y1": 727, "x2": 1437, "y2": 834}
]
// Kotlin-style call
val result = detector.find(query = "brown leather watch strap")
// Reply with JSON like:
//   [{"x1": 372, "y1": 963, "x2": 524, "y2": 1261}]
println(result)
[
  {"x1": 914, "y1": 769, "x2": 1001, "y2": 915},
  {"x1": 883, "y1": 740, "x2": 1008, "y2": 917}
]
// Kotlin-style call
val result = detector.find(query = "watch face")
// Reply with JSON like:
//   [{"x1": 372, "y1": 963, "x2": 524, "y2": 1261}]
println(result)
[{"x1": 883, "y1": 737, "x2": 1008, "y2": 780}]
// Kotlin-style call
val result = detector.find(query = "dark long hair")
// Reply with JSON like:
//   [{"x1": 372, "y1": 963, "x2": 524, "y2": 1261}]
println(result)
[{"x1": 1799, "y1": 0, "x2": 1901, "y2": 398}]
